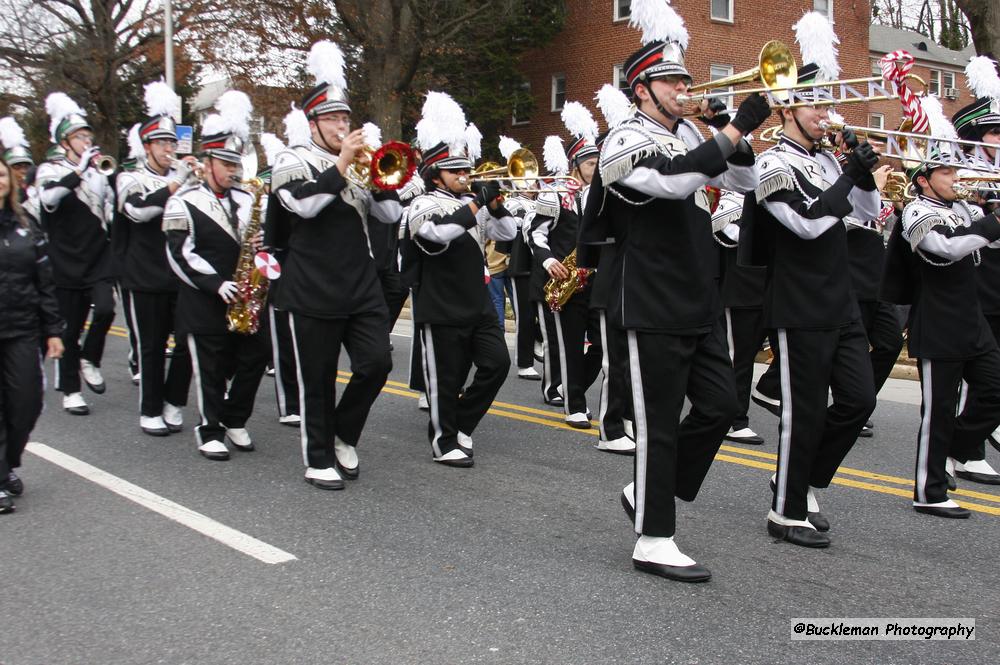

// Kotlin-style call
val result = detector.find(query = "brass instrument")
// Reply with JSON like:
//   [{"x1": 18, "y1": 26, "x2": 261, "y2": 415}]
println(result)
[
  {"x1": 89, "y1": 149, "x2": 117, "y2": 176},
  {"x1": 341, "y1": 137, "x2": 417, "y2": 191},
  {"x1": 544, "y1": 249, "x2": 590, "y2": 312},
  {"x1": 882, "y1": 172, "x2": 915, "y2": 202},
  {"x1": 226, "y1": 177, "x2": 270, "y2": 334},
  {"x1": 467, "y1": 148, "x2": 583, "y2": 193},
  {"x1": 170, "y1": 158, "x2": 204, "y2": 182}
]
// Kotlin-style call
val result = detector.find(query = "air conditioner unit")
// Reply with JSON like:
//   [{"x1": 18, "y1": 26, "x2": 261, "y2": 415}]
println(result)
[{"x1": 944, "y1": 87, "x2": 960, "y2": 100}]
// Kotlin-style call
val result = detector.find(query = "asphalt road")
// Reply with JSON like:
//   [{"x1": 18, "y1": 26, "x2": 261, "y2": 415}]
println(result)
[{"x1": 2, "y1": 317, "x2": 998, "y2": 665}]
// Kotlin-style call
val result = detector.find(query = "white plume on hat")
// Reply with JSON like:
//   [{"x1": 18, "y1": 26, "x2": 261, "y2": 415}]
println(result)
[
  {"x1": 595, "y1": 84, "x2": 632, "y2": 128},
  {"x1": 965, "y1": 56, "x2": 1000, "y2": 100},
  {"x1": 306, "y1": 40, "x2": 348, "y2": 90},
  {"x1": 126, "y1": 123, "x2": 144, "y2": 160},
  {"x1": 0, "y1": 116, "x2": 29, "y2": 150},
  {"x1": 206, "y1": 90, "x2": 253, "y2": 139},
  {"x1": 260, "y1": 132, "x2": 285, "y2": 166},
  {"x1": 543, "y1": 135, "x2": 568, "y2": 175},
  {"x1": 561, "y1": 101, "x2": 599, "y2": 141},
  {"x1": 793, "y1": 11, "x2": 840, "y2": 81},
  {"x1": 629, "y1": 0, "x2": 688, "y2": 48},
  {"x1": 498, "y1": 136, "x2": 521, "y2": 161},
  {"x1": 920, "y1": 95, "x2": 958, "y2": 140},
  {"x1": 464, "y1": 123, "x2": 483, "y2": 162},
  {"x1": 415, "y1": 91, "x2": 467, "y2": 153},
  {"x1": 283, "y1": 104, "x2": 311, "y2": 147},
  {"x1": 826, "y1": 109, "x2": 845, "y2": 125},
  {"x1": 45, "y1": 92, "x2": 86, "y2": 141},
  {"x1": 362, "y1": 122, "x2": 382, "y2": 150},
  {"x1": 144, "y1": 81, "x2": 181, "y2": 120}
]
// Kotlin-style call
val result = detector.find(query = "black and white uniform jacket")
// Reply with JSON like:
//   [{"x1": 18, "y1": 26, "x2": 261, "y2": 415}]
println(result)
[
  {"x1": 270, "y1": 141, "x2": 402, "y2": 319},
  {"x1": 163, "y1": 182, "x2": 252, "y2": 335},
  {"x1": 593, "y1": 110, "x2": 758, "y2": 332},
  {"x1": 845, "y1": 211, "x2": 888, "y2": 304},
  {"x1": 528, "y1": 185, "x2": 585, "y2": 302},
  {"x1": 754, "y1": 136, "x2": 881, "y2": 329},
  {"x1": 714, "y1": 190, "x2": 766, "y2": 311},
  {"x1": 959, "y1": 157, "x2": 1000, "y2": 315},
  {"x1": 405, "y1": 188, "x2": 517, "y2": 326},
  {"x1": 498, "y1": 194, "x2": 535, "y2": 279},
  {"x1": 36, "y1": 157, "x2": 113, "y2": 288},
  {"x1": 116, "y1": 164, "x2": 181, "y2": 293},
  {"x1": 901, "y1": 195, "x2": 1000, "y2": 359}
]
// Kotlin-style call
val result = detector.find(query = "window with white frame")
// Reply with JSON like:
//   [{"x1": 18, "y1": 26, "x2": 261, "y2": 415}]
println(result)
[
  {"x1": 871, "y1": 58, "x2": 882, "y2": 76},
  {"x1": 813, "y1": 0, "x2": 831, "y2": 18},
  {"x1": 711, "y1": 0, "x2": 733, "y2": 22},
  {"x1": 709, "y1": 64, "x2": 735, "y2": 110},
  {"x1": 929, "y1": 69, "x2": 941, "y2": 96},
  {"x1": 512, "y1": 81, "x2": 531, "y2": 126},
  {"x1": 614, "y1": 64, "x2": 630, "y2": 93},
  {"x1": 614, "y1": 0, "x2": 631, "y2": 20},
  {"x1": 942, "y1": 70, "x2": 957, "y2": 97},
  {"x1": 551, "y1": 74, "x2": 566, "y2": 112},
  {"x1": 868, "y1": 113, "x2": 885, "y2": 130}
]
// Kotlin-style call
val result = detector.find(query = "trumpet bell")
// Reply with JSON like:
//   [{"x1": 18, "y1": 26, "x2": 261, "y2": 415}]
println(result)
[
  {"x1": 95, "y1": 155, "x2": 117, "y2": 176},
  {"x1": 370, "y1": 141, "x2": 418, "y2": 190},
  {"x1": 686, "y1": 40, "x2": 797, "y2": 102}
]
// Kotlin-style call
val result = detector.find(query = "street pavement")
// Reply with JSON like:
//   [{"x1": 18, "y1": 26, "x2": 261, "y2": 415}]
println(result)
[{"x1": 2, "y1": 317, "x2": 998, "y2": 665}]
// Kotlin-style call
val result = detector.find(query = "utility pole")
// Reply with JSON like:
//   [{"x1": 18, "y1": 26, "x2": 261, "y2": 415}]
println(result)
[{"x1": 165, "y1": 0, "x2": 175, "y2": 90}]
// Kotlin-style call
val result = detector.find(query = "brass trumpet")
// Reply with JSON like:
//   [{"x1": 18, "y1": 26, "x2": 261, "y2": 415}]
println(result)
[
  {"x1": 467, "y1": 148, "x2": 582, "y2": 193},
  {"x1": 343, "y1": 140, "x2": 417, "y2": 191},
  {"x1": 89, "y1": 151, "x2": 117, "y2": 176},
  {"x1": 170, "y1": 158, "x2": 204, "y2": 182}
]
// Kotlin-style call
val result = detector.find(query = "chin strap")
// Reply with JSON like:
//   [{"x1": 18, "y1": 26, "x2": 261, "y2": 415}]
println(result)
[
  {"x1": 792, "y1": 114, "x2": 821, "y2": 150},
  {"x1": 642, "y1": 77, "x2": 678, "y2": 125},
  {"x1": 316, "y1": 123, "x2": 339, "y2": 156}
]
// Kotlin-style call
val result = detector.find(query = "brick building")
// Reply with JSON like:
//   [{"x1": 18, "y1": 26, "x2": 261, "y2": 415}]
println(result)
[{"x1": 867, "y1": 24, "x2": 975, "y2": 132}]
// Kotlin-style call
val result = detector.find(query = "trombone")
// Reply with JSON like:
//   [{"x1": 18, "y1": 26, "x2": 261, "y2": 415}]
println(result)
[{"x1": 466, "y1": 148, "x2": 582, "y2": 193}]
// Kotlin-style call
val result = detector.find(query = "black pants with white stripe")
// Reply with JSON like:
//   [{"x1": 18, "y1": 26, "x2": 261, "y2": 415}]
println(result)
[
  {"x1": 535, "y1": 302, "x2": 562, "y2": 403},
  {"x1": 510, "y1": 276, "x2": 536, "y2": 370},
  {"x1": 628, "y1": 323, "x2": 738, "y2": 538},
  {"x1": 408, "y1": 292, "x2": 426, "y2": 393},
  {"x1": 118, "y1": 285, "x2": 140, "y2": 377},
  {"x1": 290, "y1": 310, "x2": 391, "y2": 470},
  {"x1": 0, "y1": 334, "x2": 44, "y2": 478},
  {"x1": 266, "y1": 305, "x2": 299, "y2": 418},
  {"x1": 53, "y1": 280, "x2": 115, "y2": 394},
  {"x1": 772, "y1": 322, "x2": 875, "y2": 520},
  {"x1": 596, "y1": 310, "x2": 632, "y2": 442},
  {"x1": 916, "y1": 352, "x2": 1000, "y2": 503},
  {"x1": 723, "y1": 307, "x2": 767, "y2": 430},
  {"x1": 420, "y1": 307, "x2": 510, "y2": 457},
  {"x1": 130, "y1": 291, "x2": 191, "y2": 417},
  {"x1": 187, "y1": 330, "x2": 268, "y2": 445},
  {"x1": 552, "y1": 293, "x2": 602, "y2": 416},
  {"x1": 859, "y1": 300, "x2": 905, "y2": 397},
  {"x1": 959, "y1": 313, "x2": 1000, "y2": 463}
]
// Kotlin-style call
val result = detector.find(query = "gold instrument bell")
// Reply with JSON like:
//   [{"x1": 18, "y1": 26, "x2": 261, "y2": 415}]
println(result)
[{"x1": 346, "y1": 141, "x2": 418, "y2": 191}]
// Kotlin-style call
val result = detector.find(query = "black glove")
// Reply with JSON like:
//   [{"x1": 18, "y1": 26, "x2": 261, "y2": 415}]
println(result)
[
  {"x1": 730, "y1": 93, "x2": 771, "y2": 135},
  {"x1": 842, "y1": 142, "x2": 879, "y2": 185},
  {"x1": 839, "y1": 127, "x2": 859, "y2": 150},
  {"x1": 699, "y1": 99, "x2": 731, "y2": 129},
  {"x1": 472, "y1": 180, "x2": 502, "y2": 209}
]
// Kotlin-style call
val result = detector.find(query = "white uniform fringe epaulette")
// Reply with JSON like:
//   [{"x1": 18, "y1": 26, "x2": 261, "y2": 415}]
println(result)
[
  {"x1": 711, "y1": 190, "x2": 744, "y2": 239},
  {"x1": 534, "y1": 188, "x2": 561, "y2": 220},
  {"x1": 407, "y1": 191, "x2": 466, "y2": 256},
  {"x1": 901, "y1": 197, "x2": 982, "y2": 265},
  {"x1": 270, "y1": 147, "x2": 314, "y2": 191},
  {"x1": 754, "y1": 146, "x2": 797, "y2": 200},
  {"x1": 162, "y1": 194, "x2": 194, "y2": 233},
  {"x1": 398, "y1": 175, "x2": 425, "y2": 204},
  {"x1": 598, "y1": 117, "x2": 665, "y2": 185}
]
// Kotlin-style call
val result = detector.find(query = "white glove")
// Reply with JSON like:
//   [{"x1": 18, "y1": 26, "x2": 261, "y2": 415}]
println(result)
[
  {"x1": 170, "y1": 159, "x2": 195, "y2": 186},
  {"x1": 76, "y1": 147, "x2": 101, "y2": 174},
  {"x1": 218, "y1": 280, "x2": 239, "y2": 303}
]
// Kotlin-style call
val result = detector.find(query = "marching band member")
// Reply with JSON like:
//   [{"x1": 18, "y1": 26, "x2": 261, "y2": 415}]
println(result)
[
  {"x1": 163, "y1": 90, "x2": 268, "y2": 461},
  {"x1": 0, "y1": 117, "x2": 39, "y2": 223},
  {"x1": 747, "y1": 11, "x2": 882, "y2": 548},
  {"x1": 37, "y1": 93, "x2": 115, "y2": 414},
  {"x1": 404, "y1": 92, "x2": 516, "y2": 467},
  {"x1": 116, "y1": 82, "x2": 193, "y2": 436},
  {"x1": 397, "y1": 162, "x2": 430, "y2": 410},
  {"x1": 883, "y1": 145, "x2": 1000, "y2": 517},
  {"x1": 582, "y1": 0, "x2": 767, "y2": 581},
  {"x1": 114, "y1": 124, "x2": 144, "y2": 386},
  {"x1": 270, "y1": 42, "x2": 398, "y2": 489},
  {"x1": 529, "y1": 103, "x2": 603, "y2": 428}
]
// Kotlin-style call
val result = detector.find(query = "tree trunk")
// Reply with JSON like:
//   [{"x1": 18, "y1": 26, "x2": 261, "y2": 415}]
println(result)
[
  {"x1": 956, "y1": 0, "x2": 1000, "y2": 58},
  {"x1": 357, "y1": 0, "x2": 421, "y2": 138}
]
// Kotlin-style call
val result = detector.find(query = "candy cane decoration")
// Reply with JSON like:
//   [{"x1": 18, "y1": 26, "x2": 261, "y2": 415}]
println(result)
[{"x1": 880, "y1": 50, "x2": 929, "y2": 133}]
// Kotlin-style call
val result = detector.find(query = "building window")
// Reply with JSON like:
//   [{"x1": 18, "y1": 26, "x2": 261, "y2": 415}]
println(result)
[
  {"x1": 871, "y1": 58, "x2": 882, "y2": 76},
  {"x1": 614, "y1": 64, "x2": 630, "y2": 93},
  {"x1": 813, "y1": 0, "x2": 832, "y2": 18},
  {"x1": 512, "y1": 82, "x2": 531, "y2": 126},
  {"x1": 551, "y1": 74, "x2": 566, "y2": 112},
  {"x1": 929, "y1": 69, "x2": 941, "y2": 96},
  {"x1": 709, "y1": 64, "x2": 735, "y2": 110},
  {"x1": 614, "y1": 0, "x2": 631, "y2": 20},
  {"x1": 869, "y1": 113, "x2": 884, "y2": 130},
  {"x1": 710, "y1": 0, "x2": 733, "y2": 22},
  {"x1": 941, "y1": 70, "x2": 958, "y2": 98}
]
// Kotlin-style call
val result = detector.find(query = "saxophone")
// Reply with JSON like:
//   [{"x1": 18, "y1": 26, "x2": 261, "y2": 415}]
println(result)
[
  {"x1": 544, "y1": 249, "x2": 590, "y2": 312},
  {"x1": 226, "y1": 178, "x2": 269, "y2": 334}
]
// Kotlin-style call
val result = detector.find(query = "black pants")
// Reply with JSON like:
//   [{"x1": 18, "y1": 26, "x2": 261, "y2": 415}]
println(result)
[
  {"x1": 510, "y1": 275, "x2": 536, "y2": 370},
  {"x1": 130, "y1": 291, "x2": 191, "y2": 417},
  {"x1": 54, "y1": 281, "x2": 115, "y2": 394},
  {"x1": 962, "y1": 313, "x2": 1000, "y2": 462},
  {"x1": 628, "y1": 323, "x2": 738, "y2": 538},
  {"x1": 379, "y1": 264, "x2": 408, "y2": 327},
  {"x1": 552, "y1": 293, "x2": 603, "y2": 415},
  {"x1": 772, "y1": 322, "x2": 876, "y2": 520},
  {"x1": 408, "y1": 293, "x2": 426, "y2": 393},
  {"x1": 723, "y1": 307, "x2": 767, "y2": 430},
  {"x1": 0, "y1": 335, "x2": 44, "y2": 477},
  {"x1": 420, "y1": 309, "x2": 511, "y2": 457},
  {"x1": 118, "y1": 285, "x2": 140, "y2": 377},
  {"x1": 596, "y1": 310, "x2": 632, "y2": 441},
  {"x1": 267, "y1": 305, "x2": 299, "y2": 418},
  {"x1": 535, "y1": 302, "x2": 562, "y2": 403},
  {"x1": 187, "y1": 331, "x2": 268, "y2": 445},
  {"x1": 916, "y1": 352, "x2": 1000, "y2": 503},
  {"x1": 859, "y1": 300, "x2": 905, "y2": 396},
  {"x1": 290, "y1": 310, "x2": 392, "y2": 469}
]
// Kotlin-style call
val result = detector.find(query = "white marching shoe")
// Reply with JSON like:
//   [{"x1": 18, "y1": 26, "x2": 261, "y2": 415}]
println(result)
[
  {"x1": 140, "y1": 415, "x2": 170, "y2": 437},
  {"x1": 278, "y1": 414, "x2": 301, "y2": 426},
  {"x1": 596, "y1": 436, "x2": 635, "y2": 455},
  {"x1": 724, "y1": 427, "x2": 764, "y2": 445},
  {"x1": 565, "y1": 412, "x2": 591, "y2": 429},
  {"x1": 225, "y1": 428, "x2": 254, "y2": 451},
  {"x1": 198, "y1": 440, "x2": 229, "y2": 461},
  {"x1": 162, "y1": 403, "x2": 183, "y2": 432},
  {"x1": 457, "y1": 431, "x2": 474, "y2": 457},
  {"x1": 517, "y1": 367, "x2": 541, "y2": 380},
  {"x1": 433, "y1": 448, "x2": 474, "y2": 468},
  {"x1": 417, "y1": 392, "x2": 429, "y2": 411},
  {"x1": 305, "y1": 466, "x2": 345, "y2": 490},
  {"x1": 954, "y1": 459, "x2": 1000, "y2": 485},
  {"x1": 79, "y1": 359, "x2": 106, "y2": 394},
  {"x1": 334, "y1": 438, "x2": 359, "y2": 479},
  {"x1": 632, "y1": 536, "x2": 711, "y2": 582},
  {"x1": 63, "y1": 392, "x2": 89, "y2": 415},
  {"x1": 623, "y1": 418, "x2": 635, "y2": 440}
]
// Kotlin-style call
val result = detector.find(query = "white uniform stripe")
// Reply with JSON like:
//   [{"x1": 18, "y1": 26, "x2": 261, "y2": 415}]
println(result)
[
  {"x1": 724, "y1": 308, "x2": 735, "y2": 365},
  {"x1": 511, "y1": 280, "x2": 522, "y2": 367},
  {"x1": 553, "y1": 310, "x2": 570, "y2": 417},
  {"x1": 957, "y1": 379, "x2": 968, "y2": 416},
  {"x1": 916, "y1": 359, "x2": 934, "y2": 504},
  {"x1": 407, "y1": 293, "x2": 419, "y2": 387},
  {"x1": 537, "y1": 302, "x2": 555, "y2": 401},
  {"x1": 268, "y1": 305, "x2": 287, "y2": 416},
  {"x1": 421, "y1": 324, "x2": 444, "y2": 458},
  {"x1": 775, "y1": 329, "x2": 793, "y2": 516},
  {"x1": 597, "y1": 311, "x2": 611, "y2": 441},
  {"x1": 626, "y1": 330, "x2": 648, "y2": 533},
  {"x1": 287, "y1": 315, "x2": 310, "y2": 467},
  {"x1": 186, "y1": 334, "x2": 209, "y2": 447},
  {"x1": 129, "y1": 295, "x2": 145, "y2": 415}
]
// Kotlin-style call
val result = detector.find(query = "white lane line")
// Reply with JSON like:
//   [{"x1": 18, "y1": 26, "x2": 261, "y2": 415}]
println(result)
[{"x1": 26, "y1": 442, "x2": 297, "y2": 565}]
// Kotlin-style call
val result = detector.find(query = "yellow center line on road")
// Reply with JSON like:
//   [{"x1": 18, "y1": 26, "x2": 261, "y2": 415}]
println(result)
[{"x1": 103, "y1": 327, "x2": 1000, "y2": 514}]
